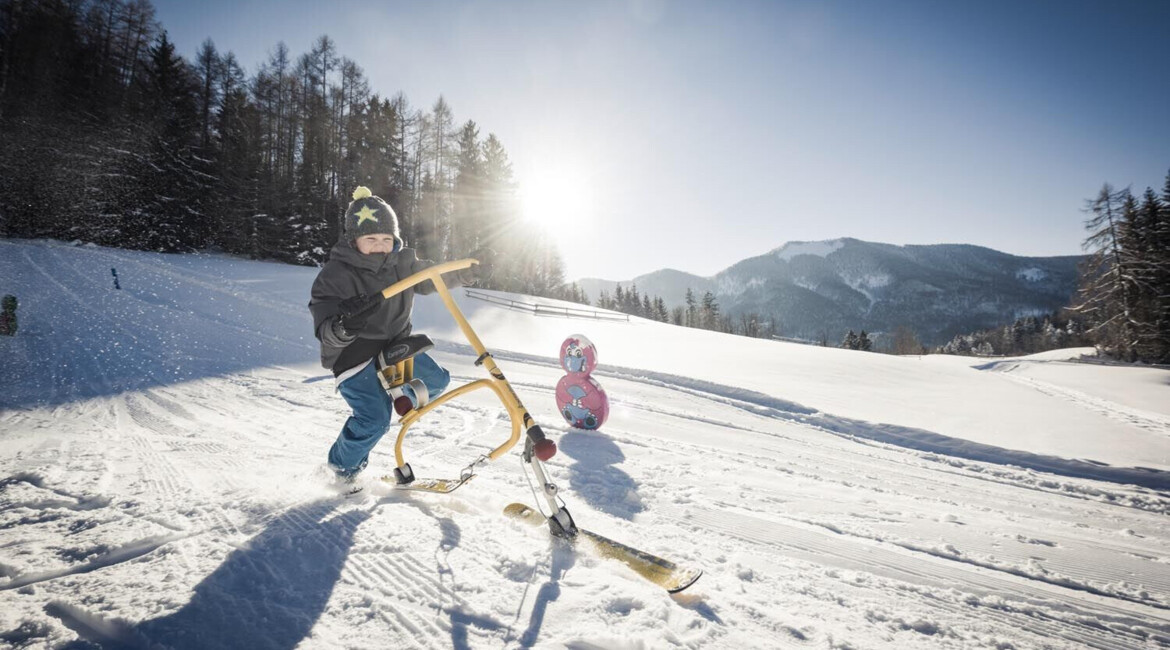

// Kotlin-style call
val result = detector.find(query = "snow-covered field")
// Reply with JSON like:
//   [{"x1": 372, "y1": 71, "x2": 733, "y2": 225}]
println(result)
[{"x1": 2, "y1": 238, "x2": 1170, "y2": 649}]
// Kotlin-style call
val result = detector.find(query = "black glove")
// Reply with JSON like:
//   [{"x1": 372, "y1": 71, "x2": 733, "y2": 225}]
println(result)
[
  {"x1": 337, "y1": 293, "x2": 381, "y2": 336},
  {"x1": 460, "y1": 248, "x2": 495, "y2": 286}
]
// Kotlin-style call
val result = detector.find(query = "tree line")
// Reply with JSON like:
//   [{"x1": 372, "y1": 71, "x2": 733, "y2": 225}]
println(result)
[
  {"x1": 0, "y1": 0, "x2": 577, "y2": 298},
  {"x1": 937, "y1": 312, "x2": 1092, "y2": 357},
  {"x1": 594, "y1": 284, "x2": 782, "y2": 340},
  {"x1": 1068, "y1": 173, "x2": 1170, "y2": 364},
  {"x1": 851, "y1": 169, "x2": 1170, "y2": 362},
  {"x1": 938, "y1": 170, "x2": 1170, "y2": 364},
  {"x1": 591, "y1": 166, "x2": 1169, "y2": 361}
]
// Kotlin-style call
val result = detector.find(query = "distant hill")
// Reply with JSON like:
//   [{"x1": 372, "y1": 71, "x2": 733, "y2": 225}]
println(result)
[
  {"x1": 576, "y1": 268, "x2": 713, "y2": 308},
  {"x1": 578, "y1": 238, "x2": 1083, "y2": 345}
]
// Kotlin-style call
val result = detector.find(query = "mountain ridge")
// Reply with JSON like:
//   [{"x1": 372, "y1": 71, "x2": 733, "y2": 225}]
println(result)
[{"x1": 578, "y1": 238, "x2": 1083, "y2": 345}]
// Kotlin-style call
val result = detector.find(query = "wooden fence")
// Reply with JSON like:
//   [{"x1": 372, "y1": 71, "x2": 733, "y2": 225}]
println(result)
[{"x1": 464, "y1": 289, "x2": 630, "y2": 322}]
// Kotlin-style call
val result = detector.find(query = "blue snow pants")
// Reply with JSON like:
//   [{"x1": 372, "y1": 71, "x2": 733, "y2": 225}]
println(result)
[{"x1": 328, "y1": 352, "x2": 451, "y2": 477}]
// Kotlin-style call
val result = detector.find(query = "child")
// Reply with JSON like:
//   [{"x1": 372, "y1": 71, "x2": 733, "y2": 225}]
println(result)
[{"x1": 308, "y1": 186, "x2": 487, "y2": 482}]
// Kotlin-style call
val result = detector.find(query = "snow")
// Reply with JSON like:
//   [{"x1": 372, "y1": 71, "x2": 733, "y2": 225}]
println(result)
[
  {"x1": 775, "y1": 239, "x2": 845, "y2": 261},
  {"x1": 843, "y1": 272, "x2": 892, "y2": 304},
  {"x1": 1016, "y1": 267, "x2": 1048, "y2": 282},
  {"x1": 792, "y1": 277, "x2": 817, "y2": 292},
  {"x1": 2, "y1": 239, "x2": 1170, "y2": 649},
  {"x1": 716, "y1": 275, "x2": 766, "y2": 297},
  {"x1": 972, "y1": 357, "x2": 1170, "y2": 428}
]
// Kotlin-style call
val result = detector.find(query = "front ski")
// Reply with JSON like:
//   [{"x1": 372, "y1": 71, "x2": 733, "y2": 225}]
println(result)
[
  {"x1": 503, "y1": 502, "x2": 702, "y2": 593},
  {"x1": 382, "y1": 474, "x2": 475, "y2": 494}
]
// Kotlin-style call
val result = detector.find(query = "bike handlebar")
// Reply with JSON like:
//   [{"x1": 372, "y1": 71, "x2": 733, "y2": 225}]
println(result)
[{"x1": 378, "y1": 258, "x2": 478, "y2": 300}]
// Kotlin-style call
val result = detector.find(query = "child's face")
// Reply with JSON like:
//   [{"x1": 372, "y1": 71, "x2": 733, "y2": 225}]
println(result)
[{"x1": 356, "y1": 234, "x2": 396, "y2": 255}]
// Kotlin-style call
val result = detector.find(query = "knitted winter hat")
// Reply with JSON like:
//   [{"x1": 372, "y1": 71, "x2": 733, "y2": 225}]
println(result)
[{"x1": 344, "y1": 186, "x2": 401, "y2": 244}]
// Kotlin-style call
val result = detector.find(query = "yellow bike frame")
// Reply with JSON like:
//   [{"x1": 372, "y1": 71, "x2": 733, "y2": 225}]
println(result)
[
  {"x1": 379, "y1": 259, "x2": 544, "y2": 472},
  {"x1": 378, "y1": 258, "x2": 574, "y2": 534}
]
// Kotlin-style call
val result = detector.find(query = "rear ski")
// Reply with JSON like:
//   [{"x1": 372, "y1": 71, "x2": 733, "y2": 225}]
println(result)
[{"x1": 383, "y1": 473, "x2": 475, "y2": 494}]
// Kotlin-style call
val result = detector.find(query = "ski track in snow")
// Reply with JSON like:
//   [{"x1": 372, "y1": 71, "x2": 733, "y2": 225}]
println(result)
[
  {"x1": 979, "y1": 360, "x2": 1170, "y2": 437},
  {"x1": 2, "y1": 240, "x2": 1170, "y2": 649}
]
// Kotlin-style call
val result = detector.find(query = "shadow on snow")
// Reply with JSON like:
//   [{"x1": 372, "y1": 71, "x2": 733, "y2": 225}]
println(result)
[
  {"x1": 388, "y1": 494, "x2": 506, "y2": 650},
  {"x1": 0, "y1": 239, "x2": 319, "y2": 411},
  {"x1": 559, "y1": 430, "x2": 645, "y2": 521},
  {"x1": 45, "y1": 499, "x2": 365, "y2": 650},
  {"x1": 134, "y1": 500, "x2": 368, "y2": 650}
]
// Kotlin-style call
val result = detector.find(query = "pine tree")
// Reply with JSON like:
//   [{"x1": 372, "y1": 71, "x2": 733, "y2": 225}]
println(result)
[
  {"x1": 415, "y1": 170, "x2": 439, "y2": 260},
  {"x1": 1125, "y1": 189, "x2": 1162, "y2": 360},
  {"x1": 1157, "y1": 170, "x2": 1170, "y2": 361},
  {"x1": 564, "y1": 283, "x2": 588, "y2": 305},
  {"x1": 700, "y1": 291, "x2": 719, "y2": 330},
  {"x1": 858, "y1": 330, "x2": 872, "y2": 351},
  {"x1": 333, "y1": 57, "x2": 369, "y2": 211},
  {"x1": 194, "y1": 39, "x2": 221, "y2": 151},
  {"x1": 654, "y1": 297, "x2": 668, "y2": 322},
  {"x1": 349, "y1": 96, "x2": 401, "y2": 203},
  {"x1": 451, "y1": 120, "x2": 482, "y2": 257},
  {"x1": 426, "y1": 95, "x2": 456, "y2": 258},
  {"x1": 841, "y1": 330, "x2": 859, "y2": 350},
  {"x1": 292, "y1": 45, "x2": 331, "y2": 260},
  {"x1": 387, "y1": 92, "x2": 418, "y2": 240},
  {"x1": 131, "y1": 30, "x2": 207, "y2": 251},
  {"x1": 478, "y1": 132, "x2": 518, "y2": 285},
  {"x1": 519, "y1": 230, "x2": 568, "y2": 298},
  {"x1": 214, "y1": 57, "x2": 262, "y2": 257},
  {"x1": 626, "y1": 284, "x2": 640, "y2": 315},
  {"x1": 1070, "y1": 184, "x2": 1137, "y2": 359}
]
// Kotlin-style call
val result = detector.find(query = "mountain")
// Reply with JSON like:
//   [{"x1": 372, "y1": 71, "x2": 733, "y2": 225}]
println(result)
[
  {"x1": 577, "y1": 268, "x2": 713, "y2": 308},
  {"x1": 578, "y1": 238, "x2": 1083, "y2": 345}
]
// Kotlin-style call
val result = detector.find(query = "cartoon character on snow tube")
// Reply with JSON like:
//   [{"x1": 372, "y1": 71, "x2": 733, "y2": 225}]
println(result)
[{"x1": 554, "y1": 334, "x2": 609, "y2": 430}]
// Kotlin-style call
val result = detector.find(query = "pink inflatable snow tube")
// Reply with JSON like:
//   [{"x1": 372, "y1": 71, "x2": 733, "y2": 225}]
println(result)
[{"x1": 554, "y1": 334, "x2": 609, "y2": 430}]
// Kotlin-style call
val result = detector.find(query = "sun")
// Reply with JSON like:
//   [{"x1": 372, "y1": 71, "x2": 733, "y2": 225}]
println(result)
[{"x1": 518, "y1": 165, "x2": 592, "y2": 231}]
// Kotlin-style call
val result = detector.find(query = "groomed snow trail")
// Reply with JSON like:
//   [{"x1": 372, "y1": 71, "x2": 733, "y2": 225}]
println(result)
[{"x1": 2, "y1": 240, "x2": 1169, "y2": 649}]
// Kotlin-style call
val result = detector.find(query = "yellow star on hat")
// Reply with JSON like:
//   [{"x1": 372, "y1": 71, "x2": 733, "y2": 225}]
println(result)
[{"x1": 355, "y1": 205, "x2": 379, "y2": 226}]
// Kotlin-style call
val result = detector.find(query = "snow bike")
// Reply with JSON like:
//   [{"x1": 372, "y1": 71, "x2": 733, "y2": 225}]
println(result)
[
  {"x1": 369, "y1": 259, "x2": 702, "y2": 592},
  {"x1": 371, "y1": 259, "x2": 573, "y2": 533}
]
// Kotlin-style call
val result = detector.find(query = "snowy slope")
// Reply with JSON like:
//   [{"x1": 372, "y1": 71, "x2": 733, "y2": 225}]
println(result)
[{"x1": 2, "y1": 239, "x2": 1170, "y2": 650}]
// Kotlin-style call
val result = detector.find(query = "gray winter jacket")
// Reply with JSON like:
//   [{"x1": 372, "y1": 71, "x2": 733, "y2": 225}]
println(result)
[{"x1": 308, "y1": 240, "x2": 466, "y2": 375}]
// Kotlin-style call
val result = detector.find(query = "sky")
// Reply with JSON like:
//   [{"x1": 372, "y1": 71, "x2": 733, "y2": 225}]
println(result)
[{"x1": 152, "y1": 0, "x2": 1170, "y2": 281}]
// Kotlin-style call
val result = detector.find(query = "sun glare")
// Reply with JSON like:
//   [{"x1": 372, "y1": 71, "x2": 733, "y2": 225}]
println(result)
[{"x1": 518, "y1": 166, "x2": 592, "y2": 232}]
